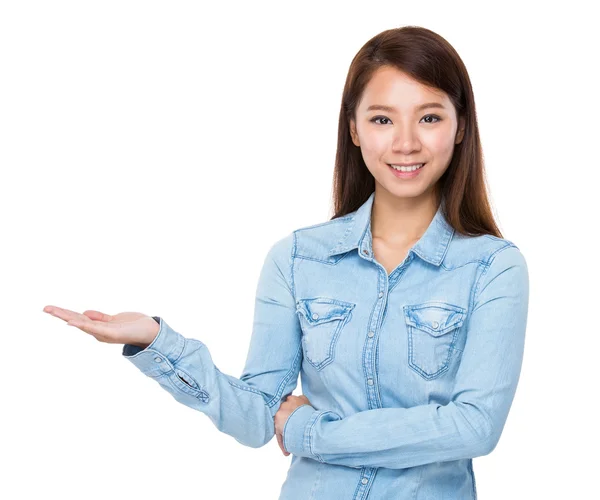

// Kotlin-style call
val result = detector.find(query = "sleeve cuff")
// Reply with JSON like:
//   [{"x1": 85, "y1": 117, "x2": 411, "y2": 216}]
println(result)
[
  {"x1": 121, "y1": 317, "x2": 186, "y2": 377},
  {"x1": 283, "y1": 404, "x2": 321, "y2": 458}
]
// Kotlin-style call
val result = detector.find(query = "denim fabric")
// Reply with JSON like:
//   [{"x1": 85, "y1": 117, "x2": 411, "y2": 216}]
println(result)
[{"x1": 122, "y1": 191, "x2": 529, "y2": 499}]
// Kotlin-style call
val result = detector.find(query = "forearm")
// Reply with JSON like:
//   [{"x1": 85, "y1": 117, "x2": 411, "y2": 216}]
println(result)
[
  {"x1": 283, "y1": 400, "x2": 494, "y2": 469},
  {"x1": 124, "y1": 234, "x2": 304, "y2": 449},
  {"x1": 124, "y1": 317, "x2": 302, "y2": 448}
]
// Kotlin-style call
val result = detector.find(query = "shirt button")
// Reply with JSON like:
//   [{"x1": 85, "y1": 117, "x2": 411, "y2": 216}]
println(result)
[
  {"x1": 378, "y1": 291, "x2": 384, "y2": 298},
  {"x1": 154, "y1": 357, "x2": 162, "y2": 363},
  {"x1": 312, "y1": 313, "x2": 319, "y2": 320},
  {"x1": 367, "y1": 378, "x2": 374, "y2": 385},
  {"x1": 368, "y1": 331, "x2": 374, "y2": 338},
  {"x1": 363, "y1": 249, "x2": 370, "y2": 256},
  {"x1": 432, "y1": 321, "x2": 439, "y2": 329},
  {"x1": 361, "y1": 478, "x2": 368, "y2": 484}
]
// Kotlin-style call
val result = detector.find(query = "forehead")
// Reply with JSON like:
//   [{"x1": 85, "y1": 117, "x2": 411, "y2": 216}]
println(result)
[{"x1": 359, "y1": 66, "x2": 450, "y2": 110}]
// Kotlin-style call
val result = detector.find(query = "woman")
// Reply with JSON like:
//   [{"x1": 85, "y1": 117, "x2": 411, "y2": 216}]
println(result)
[{"x1": 43, "y1": 26, "x2": 529, "y2": 499}]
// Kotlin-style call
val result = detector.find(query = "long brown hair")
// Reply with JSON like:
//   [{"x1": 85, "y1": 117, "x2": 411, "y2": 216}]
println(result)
[{"x1": 330, "y1": 25, "x2": 502, "y2": 238}]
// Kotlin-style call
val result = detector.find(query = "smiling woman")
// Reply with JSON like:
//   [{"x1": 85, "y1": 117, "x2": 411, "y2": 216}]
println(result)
[
  {"x1": 346, "y1": 65, "x2": 466, "y2": 211},
  {"x1": 43, "y1": 25, "x2": 528, "y2": 500}
]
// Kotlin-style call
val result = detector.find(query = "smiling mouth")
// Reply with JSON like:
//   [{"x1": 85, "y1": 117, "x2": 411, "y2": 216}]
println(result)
[{"x1": 387, "y1": 163, "x2": 426, "y2": 172}]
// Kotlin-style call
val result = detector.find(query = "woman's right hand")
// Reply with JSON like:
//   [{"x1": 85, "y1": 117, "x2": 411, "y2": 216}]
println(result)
[{"x1": 42, "y1": 305, "x2": 160, "y2": 348}]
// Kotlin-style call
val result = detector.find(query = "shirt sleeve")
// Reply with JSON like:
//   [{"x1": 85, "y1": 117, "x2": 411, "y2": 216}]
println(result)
[
  {"x1": 122, "y1": 232, "x2": 303, "y2": 449},
  {"x1": 283, "y1": 244, "x2": 529, "y2": 469}
]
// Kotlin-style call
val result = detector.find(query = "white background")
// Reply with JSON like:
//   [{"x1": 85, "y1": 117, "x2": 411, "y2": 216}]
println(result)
[{"x1": 2, "y1": 1, "x2": 598, "y2": 498}]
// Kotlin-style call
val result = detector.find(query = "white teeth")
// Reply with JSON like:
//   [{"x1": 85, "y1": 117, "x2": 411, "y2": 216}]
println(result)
[{"x1": 390, "y1": 163, "x2": 424, "y2": 172}]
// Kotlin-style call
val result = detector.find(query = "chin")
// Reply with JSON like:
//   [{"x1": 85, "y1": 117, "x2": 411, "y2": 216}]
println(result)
[{"x1": 380, "y1": 183, "x2": 428, "y2": 199}]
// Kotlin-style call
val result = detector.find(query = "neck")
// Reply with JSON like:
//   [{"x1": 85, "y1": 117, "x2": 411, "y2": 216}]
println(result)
[{"x1": 370, "y1": 187, "x2": 440, "y2": 246}]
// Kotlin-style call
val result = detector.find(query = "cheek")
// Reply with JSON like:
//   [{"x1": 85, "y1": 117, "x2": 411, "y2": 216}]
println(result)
[
  {"x1": 360, "y1": 134, "x2": 388, "y2": 162},
  {"x1": 426, "y1": 128, "x2": 456, "y2": 156}
]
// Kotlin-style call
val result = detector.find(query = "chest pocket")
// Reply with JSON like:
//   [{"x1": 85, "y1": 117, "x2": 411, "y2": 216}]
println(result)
[
  {"x1": 296, "y1": 297, "x2": 355, "y2": 371},
  {"x1": 403, "y1": 301, "x2": 466, "y2": 380}
]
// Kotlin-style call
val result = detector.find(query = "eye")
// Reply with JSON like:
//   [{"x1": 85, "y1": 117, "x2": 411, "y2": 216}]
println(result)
[
  {"x1": 369, "y1": 114, "x2": 442, "y2": 125},
  {"x1": 421, "y1": 114, "x2": 441, "y2": 124},
  {"x1": 370, "y1": 116, "x2": 392, "y2": 125}
]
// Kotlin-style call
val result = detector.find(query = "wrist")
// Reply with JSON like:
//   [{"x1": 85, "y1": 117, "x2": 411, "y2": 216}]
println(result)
[
  {"x1": 131, "y1": 316, "x2": 161, "y2": 349},
  {"x1": 146, "y1": 316, "x2": 161, "y2": 344}
]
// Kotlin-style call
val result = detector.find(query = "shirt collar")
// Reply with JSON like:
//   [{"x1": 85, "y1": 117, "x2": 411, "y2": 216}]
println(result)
[{"x1": 326, "y1": 191, "x2": 454, "y2": 266}]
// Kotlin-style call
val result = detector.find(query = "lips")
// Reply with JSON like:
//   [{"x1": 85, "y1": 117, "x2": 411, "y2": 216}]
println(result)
[
  {"x1": 387, "y1": 162, "x2": 426, "y2": 178},
  {"x1": 387, "y1": 163, "x2": 425, "y2": 171}
]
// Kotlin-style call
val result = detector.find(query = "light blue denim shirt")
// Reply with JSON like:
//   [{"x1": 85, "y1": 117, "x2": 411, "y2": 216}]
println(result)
[{"x1": 123, "y1": 191, "x2": 529, "y2": 499}]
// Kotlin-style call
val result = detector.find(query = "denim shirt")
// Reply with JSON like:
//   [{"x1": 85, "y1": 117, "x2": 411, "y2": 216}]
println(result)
[{"x1": 122, "y1": 191, "x2": 529, "y2": 500}]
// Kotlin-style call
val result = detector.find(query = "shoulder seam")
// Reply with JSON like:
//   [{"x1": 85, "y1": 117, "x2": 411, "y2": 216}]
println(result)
[
  {"x1": 294, "y1": 214, "x2": 354, "y2": 233},
  {"x1": 471, "y1": 243, "x2": 519, "y2": 304}
]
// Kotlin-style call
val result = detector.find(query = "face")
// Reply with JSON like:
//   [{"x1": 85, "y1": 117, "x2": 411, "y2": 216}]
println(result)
[{"x1": 349, "y1": 65, "x2": 465, "y2": 203}]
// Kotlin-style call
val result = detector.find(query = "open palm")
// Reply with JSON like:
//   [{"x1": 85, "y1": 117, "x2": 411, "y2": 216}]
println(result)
[{"x1": 43, "y1": 305, "x2": 159, "y2": 347}]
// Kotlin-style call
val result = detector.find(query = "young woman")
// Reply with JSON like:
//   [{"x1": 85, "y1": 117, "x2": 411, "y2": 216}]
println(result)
[{"x1": 43, "y1": 26, "x2": 529, "y2": 500}]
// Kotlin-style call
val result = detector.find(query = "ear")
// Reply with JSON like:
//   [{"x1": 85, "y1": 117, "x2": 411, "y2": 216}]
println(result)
[
  {"x1": 349, "y1": 119, "x2": 360, "y2": 147},
  {"x1": 455, "y1": 116, "x2": 466, "y2": 145}
]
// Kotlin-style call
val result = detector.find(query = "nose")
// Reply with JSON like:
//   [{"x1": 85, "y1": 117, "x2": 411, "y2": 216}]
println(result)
[{"x1": 391, "y1": 124, "x2": 421, "y2": 154}]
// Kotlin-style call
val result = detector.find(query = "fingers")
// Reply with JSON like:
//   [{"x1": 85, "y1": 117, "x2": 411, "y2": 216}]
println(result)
[
  {"x1": 43, "y1": 305, "x2": 113, "y2": 342},
  {"x1": 276, "y1": 430, "x2": 290, "y2": 456},
  {"x1": 43, "y1": 305, "x2": 88, "y2": 323},
  {"x1": 285, "y1": 394, "x2": 310, "y2": 405},
  {"x1": 290, "y1": 394, "x2": 310, "y2": 405}
]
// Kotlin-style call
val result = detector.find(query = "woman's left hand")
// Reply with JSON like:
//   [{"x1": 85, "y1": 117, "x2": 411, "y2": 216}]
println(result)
[{"x1": 274, "y1": 395, "x2": 313, "y2": 456}]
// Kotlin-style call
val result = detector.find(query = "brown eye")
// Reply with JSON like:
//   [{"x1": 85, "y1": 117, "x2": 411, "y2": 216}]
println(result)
[
  {"x1": 371, "y1": 116, "x2": 391, "y2": 125},
  {"x1": 370, "y1": 115, "x2": 442, "y2": 125},
  {"x1": 421, "y1": 115, "x2": 441, "y2": 123}
]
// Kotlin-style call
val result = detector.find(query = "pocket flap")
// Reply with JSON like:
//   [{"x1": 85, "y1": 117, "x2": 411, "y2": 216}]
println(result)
[
  {"x1": 296, "y1": 297, "x2": 355, "y2": 326},
  {"x1": 403, "y1": 301, "x2": 466, "y2": 337}
]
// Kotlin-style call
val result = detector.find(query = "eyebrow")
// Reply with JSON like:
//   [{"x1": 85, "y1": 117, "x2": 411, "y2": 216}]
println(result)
[{"x1": 366, "y1": 102, "x2": 446, "y2": 112}]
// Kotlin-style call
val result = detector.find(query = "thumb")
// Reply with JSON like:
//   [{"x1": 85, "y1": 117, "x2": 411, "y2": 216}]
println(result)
[{"x1": 82, "y1": 310, "x2": 113, "y2": 322}]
